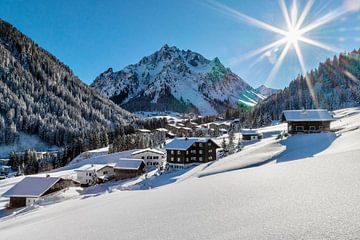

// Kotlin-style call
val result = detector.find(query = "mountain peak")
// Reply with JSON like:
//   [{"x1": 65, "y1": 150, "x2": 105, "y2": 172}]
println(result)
[{"x1": 91, "y1": 46, "x2": 253, "y2": 115}]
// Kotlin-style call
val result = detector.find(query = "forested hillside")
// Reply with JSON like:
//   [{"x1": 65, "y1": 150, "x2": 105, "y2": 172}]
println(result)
[
  {"x1": 252, "y1": 49, "x2": 360, "y2": 126},
  {"x1": 0, "y1": 19, "x2": 135, "y2": 147}
]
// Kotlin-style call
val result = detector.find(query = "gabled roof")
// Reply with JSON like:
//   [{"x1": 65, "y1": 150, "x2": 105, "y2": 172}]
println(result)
[
  {"x1": 281, "y1": 109, "x2": 335, "y2": 122},
  {"x1": 165, "y1": 138, "x2": 219, "y2": 151},
  {"x1": 2, "y1": 177, "x2": 61, "y2": 198},
  {"x1": 74, "y1": 164, "x2": 109, "y2": 172},
  {"x1": 131, "y1": 148, "x2": 165, "y2": 156},
  {"x1": 113, "y1": 159, "x2": 144, "y2": 170}
]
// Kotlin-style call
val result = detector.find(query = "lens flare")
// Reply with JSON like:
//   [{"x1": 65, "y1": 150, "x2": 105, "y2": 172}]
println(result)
[{"x1": 205, "y1": 0, "x2": 349, "y2": 103}]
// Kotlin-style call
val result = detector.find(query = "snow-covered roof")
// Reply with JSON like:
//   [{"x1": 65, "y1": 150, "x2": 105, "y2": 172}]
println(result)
[
  {"x1": 219, "y1": 128, "x2": 228, "y2": 132},
  {"x1": 241, "y1": 129, "x2": 261, "y2": 135},
  {"x1": 2, "y1": 177, "x2": 61, "y2": 198},
  {"x1": 165, "y1": 138, "x2": 210, "y2": 150},
  {"x1": 195, "y1": 127, "x2": 209, "y2": 131},
  {"x1": 113, "y1": 159, "x2": 144, "y2": 170},
  {"x1": 132, "y1": 148, "x2": 165, "y2": 156},
  {"x1": 137, "y1": 129, "x2": 151, "y2": 133},
  {"x1": 74, "y1": 164, "x2": 109, "y2": 172},
  {"x1": 281, "y1": 109, "x2": 335, "y2": 122},
  {"x1": 155, "y1": 128, "x2": 168, "y2": 132}
]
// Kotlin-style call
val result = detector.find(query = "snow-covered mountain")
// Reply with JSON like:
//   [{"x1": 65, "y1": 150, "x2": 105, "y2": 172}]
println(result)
[
  {"x1": 255, "y1": 85, "x2": 279, "y2": 97},
  {"x1": 0, "y1": 19, "x2": 134, "y2": 147},
  {"x1": 91, "y1": 44, "x2": 256, "y2": 115}
]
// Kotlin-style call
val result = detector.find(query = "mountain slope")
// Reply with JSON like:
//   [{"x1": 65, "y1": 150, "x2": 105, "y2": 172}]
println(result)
[
  {"x1": 0, "y1": 19, "x2": 135, "y2": 147},
  {"x1": 91, "y1": 44, "x2": 254, "y2": 115},
  {"x1": 252, "y1": 49, "x2": 360, "y2": 125},
  {"x1": 255, "y1": 85, "x2": 279, "y2": 97}
]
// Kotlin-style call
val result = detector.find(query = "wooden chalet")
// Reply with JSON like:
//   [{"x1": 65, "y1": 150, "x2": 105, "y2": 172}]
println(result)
[
  {"x1": 165, "y1": 138, "x2": 220, "y2": 168},
  {"x1": 241, "y1": 129, "x2": 263, "y2": 141},
  {"x1": 2, "y1": 176, "x2": 76, "y2": 208},
  {"x1": 280, "y1": 109, "x2": 335, "y2": 134},
  {"x1": 113, "y1": 159, "x2": 146, "y2": 180}
]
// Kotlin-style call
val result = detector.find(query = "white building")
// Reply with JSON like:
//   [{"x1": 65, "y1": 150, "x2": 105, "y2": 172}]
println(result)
[
  {"x1": 75, "y1": 164, "x2": 114, "y2": 185},
  {"x1": 131, "y1": 148, "x2": 166, "y2": 168}
]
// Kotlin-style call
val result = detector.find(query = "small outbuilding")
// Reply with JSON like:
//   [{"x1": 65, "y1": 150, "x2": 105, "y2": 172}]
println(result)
[
  {"x1": 280, "y1": 109, "x2": 335, "y2": 134},
  {"x1": 113, "y1": 159, "x2": 146, "y2": 180},
  {"x1": 241, "y1": 129, "x2": 263, "y2": 141},
  {"x1": 2, "y1": 176, "x2": 75, "y2": 208}
]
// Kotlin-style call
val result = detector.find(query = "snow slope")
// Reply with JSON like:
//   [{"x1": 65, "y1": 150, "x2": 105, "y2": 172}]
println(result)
[{"x1": 1, "y1": 108, "x2": 360, "y2": 239}]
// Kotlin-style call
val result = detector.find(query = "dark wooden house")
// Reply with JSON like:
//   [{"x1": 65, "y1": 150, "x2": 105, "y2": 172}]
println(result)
[
  {"x1": 2, "y1": 176, "x2": 76, "y2": 208},
  {"x1": 280, "y1": 109, "x2": 335, "y2": 134},
  {"x1": 113, "y1": 159, "x2": 146, "y2": 180},
  {"x1": 165, "y1": 138, "x2": 220, "y2": 168},
  {"x1": 241, "y1": 129, "x2": 263, "y2": 141}
]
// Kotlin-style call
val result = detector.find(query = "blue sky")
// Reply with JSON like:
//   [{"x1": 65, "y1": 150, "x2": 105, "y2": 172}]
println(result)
[{"x1": 0, "y1": 0, "x2": 359, "y2": 88}]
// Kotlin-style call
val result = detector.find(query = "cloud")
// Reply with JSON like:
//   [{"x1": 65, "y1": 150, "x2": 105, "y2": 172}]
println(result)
[
  {"x1": 343, "y1": 0, "x2": 360, "y2": 12},
  {"x1": 264, "y1": 48, "x2": 278, "y2": 65},
  {"x1": 338, "y1": 37, "x2": 346, "y2": 42}
]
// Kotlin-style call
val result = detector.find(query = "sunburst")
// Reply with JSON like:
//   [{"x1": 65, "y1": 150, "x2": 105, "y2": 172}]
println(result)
[{"x1": 205, "y1": 0, "x2": 350, "y2": 106}]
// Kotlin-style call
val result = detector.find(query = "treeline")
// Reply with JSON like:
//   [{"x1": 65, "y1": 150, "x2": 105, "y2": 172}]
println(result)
[{"x1": 109, "y1": 131, "x2": 166, "y2": 153}]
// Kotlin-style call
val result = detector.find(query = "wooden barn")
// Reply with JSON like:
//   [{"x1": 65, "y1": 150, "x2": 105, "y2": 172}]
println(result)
[
  {"x1": 113, "y1": 159, "x2": 146, "y2": 180},
  {"x1": 241, "y1": 129, "x2": 263, "y2": 141},
  {"x1": 280, "y1": 109, "x2": 335, "y2": 134},
  {"x1": 2, "y1": 176, "x2": 76, "y2": 208},
  {"x1": 165, "y1": 138, "x2": 220, "y2": 168}
]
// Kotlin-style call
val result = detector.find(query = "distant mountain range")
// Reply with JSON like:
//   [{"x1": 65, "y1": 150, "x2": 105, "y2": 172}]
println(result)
[
  {"x1": 91, "y1": 44, "x2": 262, "y2": 115},
  {"x1": 0, "y1": 19, "x2": 134, "y2": 147}
]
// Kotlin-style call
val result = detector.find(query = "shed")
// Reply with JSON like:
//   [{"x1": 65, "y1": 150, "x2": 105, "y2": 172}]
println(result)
[
  {"x1": 113, "y1": 159, "x2": 145, "y2": 180},
  {"x1": 241, "y1": 129, "x2": 263, "y2": 141}
]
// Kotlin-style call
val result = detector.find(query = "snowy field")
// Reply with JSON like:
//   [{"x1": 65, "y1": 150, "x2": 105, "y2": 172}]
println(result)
[{"x1": 1, "y1": 108, "x2": 360, "y2": 239}]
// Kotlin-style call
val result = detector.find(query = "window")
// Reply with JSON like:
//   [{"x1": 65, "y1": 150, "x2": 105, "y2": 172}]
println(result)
[
  {"x1": 142, "y1": 156, "x2": 145, "y2": 159},
  {"x1": 309, "y1": 126, "x2": 316, "y2": 131},
  {"x1": 295, "y1": 126, "x2": 304, "y2": 132},
  {"x1": 319, "y1": 126, "x2": 324, "y2": 131},
  {"x1": 209, "y1": 156, "x2": 212, "y2": 160},
  {"x1": 191, "y1": 150, "x2": 196, "y2": 154},
  {"x1": 103, "y1": 171, "x2": 108, "y2": 175},
  {"x1": 153, "y1": 156, "x2": 159, "y2": 159},
  {"x1": 199, "y1": 143, "x2": 203, "y2": 147},
  {"x1": 208, "y1": 142, "x2": 212, "y2": 147},
  {"x1": 209, "y1": 149, "x2": 212, "y2": 153},
  {"x1": 186, "y1": 158, "x2": 189, "y2": 162},
  {"x1": 177, "y1": 158, "x2": 180, "y2": 162},
  {"x1": 199, "y1": 157, "x2": 203, "y2": 162},
  {"x1": 171, "y1": 157, "x2": 174, "y2": 162},
  {"x1": 199, "y1": 150, "x2": 203, "y2": 154},
  {"x1": 171, "y1": 150, "x2": 174, "y2": 154},
  {"x1": 177, "y1": 150, "x2": 181, "y2": 154}
]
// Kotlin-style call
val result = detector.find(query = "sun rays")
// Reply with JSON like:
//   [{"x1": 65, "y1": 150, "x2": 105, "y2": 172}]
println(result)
[{"x1": 205, "y1": 0, "x2": 351, "y2": 106}]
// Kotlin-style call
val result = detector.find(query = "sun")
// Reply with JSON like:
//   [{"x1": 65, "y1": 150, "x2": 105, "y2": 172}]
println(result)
[
  {"x1": 286, "y1": 26, "x2": 301, "y2": 45},
  {"x1": 205, "y1": 0, "x2": 348, "y2": 106}
]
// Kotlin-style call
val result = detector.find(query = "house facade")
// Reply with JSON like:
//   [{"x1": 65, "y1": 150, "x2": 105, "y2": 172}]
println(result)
[
  {"x1": 131, "y1": 148, "x2": 166, "y2": 168},
  {"x1": 241, "y1": 129, "x2": 263, "y2": 141},
  {"x1": 75, "y1": 164, "x2": 114, "y2": 186},
  {"x1": 280, "y1": 109, "x2": 335, "y2": 134},
  {"x1": 165, "y1": 138, "x2": 220, "y2": 168}
]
